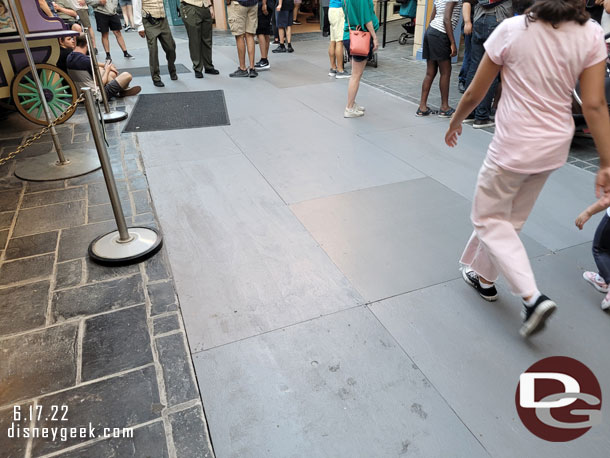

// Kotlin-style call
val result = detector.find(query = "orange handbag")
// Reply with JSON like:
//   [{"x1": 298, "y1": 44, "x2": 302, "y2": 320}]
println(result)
[{"x1": 345, "y1": 1, "x2": 371, "y2": 56}]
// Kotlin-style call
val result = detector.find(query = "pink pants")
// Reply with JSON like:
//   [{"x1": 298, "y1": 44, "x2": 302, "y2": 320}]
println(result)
[{"x1": 460, "y1": 159, "x2": 553, "y2": 297}]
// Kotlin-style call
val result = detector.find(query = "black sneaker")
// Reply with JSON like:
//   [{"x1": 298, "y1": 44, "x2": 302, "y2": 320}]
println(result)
[
  {"x1": 462, "y1": 269, "x2": 498, "y2": 301},
  {"x1": 473, "y1": 118, "x2": 495, "y2": 129},
  {"x1": 153, "y1": 80, "x2": 165, "y2": 87},
  {"x1": 229, "y1": 68, "x2": 249, "y2": 78},
  {"x1": 287, "y1": 43, "x2": 294, "y2": 53},
  {"x1": 249, "y1": 68, "x2": 258, "y2": 78},
  {"x1": 255, "y1": 59, "x2": 270, "y2": 70},
  {"x1": 520, "y1": 295, "x2": 556, "y2": 338},
  {"x1": 194, "y1": 71, "x2": 204, "y2": 78},
  {"x1": 272, "y1": 44, "x2": 286, "y2": 53},
  {"x1": 170, "y1": 73, "x2": 178, "y2": 81},
  {"x1": 124, "y1": 52, "x2": 135, "y2": 60}
]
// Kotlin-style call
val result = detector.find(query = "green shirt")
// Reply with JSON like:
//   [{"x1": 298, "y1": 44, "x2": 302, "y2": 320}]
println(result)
[{"x1": 342, "y1": 0, "x2": 379, "y2": 41}]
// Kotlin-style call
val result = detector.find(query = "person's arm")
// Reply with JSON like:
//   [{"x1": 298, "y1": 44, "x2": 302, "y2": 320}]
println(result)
[
  {"x1": 463, "y1": 2, "x2": 472, "y2": 35},
  {"x1": 429, "y1": 5, "x2": 436, "y2": 22},
  {"x1": 101, "y1": 63, "x2": 112, "y2": 85},
  {"x1": 445, "y1": 53, "x2": 501, "y2": 146},
  {"x1": 132, "y1": 0, "x2": 144, "y2": 36},
  {"x1": 575, "y1": 198, "x2": 608, "y2": 229},
  {"x1": 276, "y1": 0, "x2": 282, "y2": 10},
  {"x1": 53, "y1": 3, "x2": 78, "y2": 17},
  {"x1": 364, "y1": 20, "x2": 378, "y2": 51},
  {"x1": 38, "y1": 0, "x2": 54, "y2": 17},
  {"x1": 604, "y1": 0, "x2": 610, "y2": 14},
  {"x1": 580, "y1": 60, "x2": 610, "y2": 201},
  {"x1": 444, "y1": 1, "x2": 457, "y2": 57}
]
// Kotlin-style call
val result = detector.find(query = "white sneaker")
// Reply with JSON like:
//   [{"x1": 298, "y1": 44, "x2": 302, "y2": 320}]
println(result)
[
  {"x1": 354, "y1": 101, "x2": 365, "y2": 112},
  {"x1": 344, "y1": 106, "x2": 364, "y2": 118},
  {"x1": 583, "y1": 271, "x2": 609, "y2": 293},
  {"x1": 602, "y1": 292, "x2": 610, "y2": 310},
  {"x1": 335, "y1": 70, "x2": 351, "y2": 79}
]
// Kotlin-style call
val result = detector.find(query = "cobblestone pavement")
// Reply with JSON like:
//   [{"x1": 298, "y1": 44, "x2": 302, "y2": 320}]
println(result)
[{"x1": 0, "y1": 105, "x2": 214, "y2": 458}]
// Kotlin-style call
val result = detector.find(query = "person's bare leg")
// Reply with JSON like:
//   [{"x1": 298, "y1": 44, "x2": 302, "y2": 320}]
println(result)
[
  {"x1": 112, "y1": 30, "x2": 128, "y2": 52},
  {"x1": 438, "y1": 59, "x2": 452, "y2": 111},
  {"x1": 418, "y1": 60, "x2": 438, "y2": 111},
  {"x1": 87, "y1": 27, "x2": 97, "y2": 49},
  {"x1": 279, "y1": 28, "x2": 285, "y2": 44},
  {"x1": 328, "y1": 41, "x2": 335, "y2": 70},
  {"x1": 286, "y1": 25, "x2": 291, "y2": 44},
  {"x1": 71, "y1": 23, "x2": 82, "y2": 32},
  {"x1": 235, "y1": 35, "x2": 247, "y2": 69},
  {"x1": 101, "y1": 32, "x2": 110, "y2": 53},
  {"x1": 258, "y1": 34, "x2": 269, "y2": 59},
  {"x1": 335, "y1": 41, "x2": 344, "y2": 72},
  {"x1": 293, "y1": 4, "x2": 300, "y2": 21},
  {"x1": 123, "y1": 4, "x2": 134, "y2": 28},
  {"x1": 114, "y1": 72, "x2": 132, "y2": 89},
  {"x1": 347, "y1": 59, "x2": 366, "y2": 108},
  {"x1": 245, "y1": 33, "x2": 256, "y2": 68}
]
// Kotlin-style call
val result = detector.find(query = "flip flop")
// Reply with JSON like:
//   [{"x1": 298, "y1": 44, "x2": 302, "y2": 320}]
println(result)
[
  {"x1": 415, "y1": 107, "x2": 437, "y2": 117},
  {"x1": 438, "y1": 107, "x2": 456, "y2": 118}
]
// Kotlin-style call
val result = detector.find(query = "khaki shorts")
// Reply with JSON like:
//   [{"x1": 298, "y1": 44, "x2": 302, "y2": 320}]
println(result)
[
  {"x1": 77, "y1": 9, "x2": 91, "y2": 29},
  {"x1": 228, "y1": 3, "x2": 258, "y2": 36},
  {"x1": 328, "y1": 7, "x2": 344, "y2": 42}
]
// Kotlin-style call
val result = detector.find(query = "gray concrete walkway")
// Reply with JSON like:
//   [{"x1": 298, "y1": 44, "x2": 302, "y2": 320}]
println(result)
[
  {"x1": 122, "y1": 29, "x2": 610, "y2": 457},
  {"x1": 1, "y1": 23, "x2": 608, "y2": 458}
]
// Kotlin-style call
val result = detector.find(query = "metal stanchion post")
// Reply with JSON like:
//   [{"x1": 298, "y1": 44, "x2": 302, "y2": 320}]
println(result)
[
  {"x1": 7, "y1": 0, "x2": 100, "y2": 181},
  {"x1": 82, "y1": 88, "x2": 162, "y2": 265},
  {"x1": 85, "y1": 28, "x2": 128, "y2": 123}
]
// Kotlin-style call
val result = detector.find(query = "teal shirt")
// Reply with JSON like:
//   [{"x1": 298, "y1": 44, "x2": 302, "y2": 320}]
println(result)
[{"x1": 342, "y1": 0, "x2": 379, "y2": 41}]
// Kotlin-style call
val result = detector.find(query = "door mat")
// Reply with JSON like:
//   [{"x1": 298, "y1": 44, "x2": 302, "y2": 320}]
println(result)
[
  {"x1": 122, "y1": 90, "x2": 230, "y2": 132},
  {"x1": 125, "y1": 64, "x2": 191, "y2": 78}
]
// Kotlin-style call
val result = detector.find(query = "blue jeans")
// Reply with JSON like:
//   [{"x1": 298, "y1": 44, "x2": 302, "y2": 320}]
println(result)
[
  {"x1": 458, "y1": 24, "x2": 471, "y2": 84},
  {"x1": 465, "y1": 13, "x2": 500, "y2": 120},
  {"x1": 593, "y1": 214, "x2": 610, "y2": 283}
]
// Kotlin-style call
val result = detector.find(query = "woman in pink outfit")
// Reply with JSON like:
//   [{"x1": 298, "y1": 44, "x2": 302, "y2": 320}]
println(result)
[{"x1": 445, "y1": 0, "x2": 610, "y2": 337}]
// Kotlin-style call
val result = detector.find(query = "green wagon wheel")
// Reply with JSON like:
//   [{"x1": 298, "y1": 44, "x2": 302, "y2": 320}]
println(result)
[{"x1": 11, "y1": 64, "x2": 77, "y2": 126}]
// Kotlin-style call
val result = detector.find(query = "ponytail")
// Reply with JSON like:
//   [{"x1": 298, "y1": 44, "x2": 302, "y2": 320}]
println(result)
[{"x1": 525, "y1": 0, "x2": 590, "y2": 27}]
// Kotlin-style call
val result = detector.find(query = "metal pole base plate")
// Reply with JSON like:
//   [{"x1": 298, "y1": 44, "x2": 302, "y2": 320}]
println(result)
[
  {"x1": 103, "y1": 110, "x2": 128, "y2": 123},
  {"x1": 15, "y1": 148, "x2": 101, "y2": 181},
  {"x1": 89, "y1": 227, "x2": 163, "y2": 266}
]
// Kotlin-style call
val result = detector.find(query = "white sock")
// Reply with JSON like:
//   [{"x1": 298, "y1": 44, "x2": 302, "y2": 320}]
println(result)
[
  {"x1": 479, "y1": 281, "x2": 494, "y2": 290},
  {"x1": 523, "y1": 291, "x2": 541, "y2": 307}
]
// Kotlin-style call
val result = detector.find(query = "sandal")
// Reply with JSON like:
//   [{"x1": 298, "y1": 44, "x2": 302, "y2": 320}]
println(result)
[
  {"x1": 415, "y1": 107, "x2": 437, "y2": 117},
  {"x1": 438, "y1": 107, "x2": 456, "y2": 118}
]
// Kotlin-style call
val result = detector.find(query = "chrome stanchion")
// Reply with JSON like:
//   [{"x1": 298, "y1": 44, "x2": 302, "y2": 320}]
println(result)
[
  {"x1": 82, "y1": 88, "x2": 161, "y2": 265},
  {"x1": 84, "y1": 28, "x2": 128, "y2": 123},
  {"x1": 7, "y1": 0, "x2": 100, "y2": 181}
]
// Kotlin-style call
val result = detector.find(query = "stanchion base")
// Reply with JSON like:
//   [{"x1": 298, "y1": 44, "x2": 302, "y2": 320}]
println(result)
[
  {"x1": 103, "y1": 110, "x2": 128, "y2": 123},
  {"x1": 89, "y1": 227, "x2": 163, "y2": 266},
  {"x1": 15, "y1": 148, "x2": 101, "y2": 181}
]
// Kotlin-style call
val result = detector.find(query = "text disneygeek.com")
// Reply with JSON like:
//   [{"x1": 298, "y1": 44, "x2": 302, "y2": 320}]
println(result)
[{"x1": 6, "y1": 405, "x2": 134, "y2": 442}]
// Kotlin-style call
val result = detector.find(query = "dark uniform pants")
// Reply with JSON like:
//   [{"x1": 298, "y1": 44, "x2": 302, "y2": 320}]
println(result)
[
  {"x1": 143, "y1": 17, "x2": 177, "y2": 82},
  {"x1": 180, "y1": 2, "x2": 214, "y2": 73}
]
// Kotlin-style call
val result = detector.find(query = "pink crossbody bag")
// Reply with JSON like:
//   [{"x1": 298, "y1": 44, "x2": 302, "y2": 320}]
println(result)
[{"x1": 344, "y1": 0, "x2": 371, "y2": 56}]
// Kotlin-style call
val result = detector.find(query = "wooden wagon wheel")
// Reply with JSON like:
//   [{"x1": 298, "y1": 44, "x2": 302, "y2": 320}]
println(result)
[{"x1": 10, "y1": 63, "x2": 77, "y2": 126}]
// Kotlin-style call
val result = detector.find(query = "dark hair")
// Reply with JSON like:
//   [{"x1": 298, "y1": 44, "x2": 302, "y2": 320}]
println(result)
[
  {"x1": 513, "y1": 0, "x2": 534, "y2": 15},
  {"x1": 75, "y1": 33, "x2": 88, "y2": 48},
  {"x1": 526, "y1": 0, "x2": 590, "y2": 27}
]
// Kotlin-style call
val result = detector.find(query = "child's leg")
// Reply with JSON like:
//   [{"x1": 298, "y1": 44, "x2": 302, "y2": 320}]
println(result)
[
  {"x1": 592, "y1": 214, "x2": 610, "y2": 283},
  {"x1": 418, "y1": 60, "x2": 438, "y2": 111},
  {"x1": 438, "y1": 59, "x2": 452, "y2": 111}
]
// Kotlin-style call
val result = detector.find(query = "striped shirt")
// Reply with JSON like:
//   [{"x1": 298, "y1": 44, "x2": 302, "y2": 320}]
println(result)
[{"x1": 429, "y1": 0, "x2": 462, "y2": 34}]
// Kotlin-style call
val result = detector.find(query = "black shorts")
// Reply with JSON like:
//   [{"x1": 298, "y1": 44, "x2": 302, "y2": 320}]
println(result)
[
  {"x1": 256, "y1": 0, "x2": 274, "y2": 35},
  {"x1": 104, "y1": 80, "x2": 122, "y2": 99},
  {"x1": 422, "y1": 26, "x2": 451, "y2": 61},
  {"x1": 95, "y1": 12, "x2": 122, "y2": 33},
  {"x1": 275, "y1": 10, "x2": 292, "y2": 28},
  {"x1": 343, "y1": 36, "x2": 374, "y2": 62}
]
